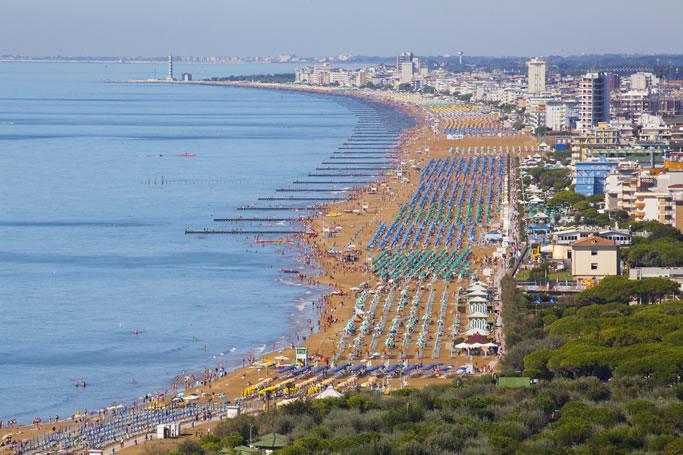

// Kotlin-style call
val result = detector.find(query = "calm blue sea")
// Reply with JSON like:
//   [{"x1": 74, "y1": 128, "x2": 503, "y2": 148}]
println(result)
[{"x1": 0, "y1": 62, "x2": 360, "y2": 421}]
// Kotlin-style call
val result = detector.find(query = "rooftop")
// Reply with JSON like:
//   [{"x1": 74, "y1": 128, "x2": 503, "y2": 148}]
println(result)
[{"x1": 572, "y1": 236, "x2": 617, "y2": 247}]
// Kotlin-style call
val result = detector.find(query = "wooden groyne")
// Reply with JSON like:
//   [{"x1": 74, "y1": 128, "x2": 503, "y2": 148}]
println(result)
[
  {"x1": 319, "y1": 162, "x2": 393, "y2": 166},
  {"x1": 308, "y1": 173, "x2": 378, "y2": 177},
  {"x1": 338, "y1": 147, "x2": 394, "y2": 150},
  {"x1": 315, "y1": 167, "x2": 390, "y2": 171},
  {"x1": 237, "y1": 206, "x2": 319, "y2": 211},
  {"x1": 213, "y1": 217, "x2": 304, "y2": 222},
  {"x1": 329, "y1": 157, "x2": 396, "y2": 161},
  {"x1": 332, "y1": 152, "x2": 396, "y2": 156},
  {"x1": 257, "y1": 196, "x2": 345, "y2": 201},
  {"x1": 293, "y1": 180, "x2": 371, "y2": 184},
  {"x1": 185, "y1": 229, "x2": 305, "y2": 235},
  {"x1": 276, "y1": 188, "x2": 348, "y2": 192}
]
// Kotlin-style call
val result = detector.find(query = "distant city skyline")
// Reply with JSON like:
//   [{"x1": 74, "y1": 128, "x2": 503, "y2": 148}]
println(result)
[{"x1": 3, "y1": 0, "x2": 682, "y2": 57}]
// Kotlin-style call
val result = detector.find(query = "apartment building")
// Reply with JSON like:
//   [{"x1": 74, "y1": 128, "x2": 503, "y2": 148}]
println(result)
[
  {"x1": 580, "y1": 72, "x2": 611, "y2": 133},
  {"x1": 571, "y1": 236, "x2": 620, "y2": 278},
  {"x1": 604, "y1": 161, "x2": 641, "y2": 213},
  {"x1": 575, "y1": 160, "x2": 619, "y2": 196},
  {"x1": 545, "y1": 102, "x2": 567, "y2": 131},
  {"x1": 632, "y1": 191, "x2": 674, "y2": 225},
  {"x1": 329, "y1": 70, "x2": 351, "y2": 86},
  {"x1": 527, "y1": 58, "x2": 546, "y2": 95}
]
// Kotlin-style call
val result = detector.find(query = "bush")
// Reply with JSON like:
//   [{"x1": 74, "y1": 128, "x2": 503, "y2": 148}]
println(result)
[
  {"x1": 175, "y1": 440, "x2": 204, "y2": 455},
  {"x1": 552, "y1": 417, "x2": 592, "y2": 445},
  {"x1": 213, "y1": 414, "x2": 259, "y2": 441}
]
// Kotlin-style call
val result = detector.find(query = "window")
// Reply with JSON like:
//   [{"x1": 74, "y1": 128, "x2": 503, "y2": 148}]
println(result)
[
  {"x1": 591, "y1": 250, "x2": 598, "y2": 256},
  {"x1": 591, "y1": 263, "x2": 598, "y2": 270}
]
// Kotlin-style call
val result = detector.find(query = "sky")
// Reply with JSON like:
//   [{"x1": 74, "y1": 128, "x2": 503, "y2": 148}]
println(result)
[{"x1": 2, "y1": 0, "x2": 682, "y2": 57}]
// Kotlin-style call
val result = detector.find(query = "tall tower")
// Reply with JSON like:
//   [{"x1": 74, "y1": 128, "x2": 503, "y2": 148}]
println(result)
[
  {"x1": 580, "y1": 72, "x2": 611, "y2": 133},
  {"x1": 527, "y1": 58, "x2": 546, "y2": 95},
  {"x1": 166, "y1": 55, "x2": 174, "y2": 81}
]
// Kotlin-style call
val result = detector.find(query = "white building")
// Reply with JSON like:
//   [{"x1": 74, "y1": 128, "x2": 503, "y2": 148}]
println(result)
[
  {"x1": 639, "y1": 114, "x2": 671, "y2": 144},
  {"x1": 545, "y1": 103, "x2": 567, "y2": 131},
  {"x1": 630, "y1": 72, "x2": 659, "y2": 91},
  {"x1": 465, "y1": 282, "x2": 490, "y2": 336},
  {"x1": 553, "y1": 228, "x2": 632, "y2": 246},
  {"x1": 329, "y1": 70, "x2": 351, "y2": 86},
  {"x1": 527, "y1": 58, "x2": 546, "y2": 95},
  {"x1": 604, "y1": 161, "x2": 641, "y2": 213},
  {"x1": 400, "y1": 61, "x2": 414, "y2": 85}
]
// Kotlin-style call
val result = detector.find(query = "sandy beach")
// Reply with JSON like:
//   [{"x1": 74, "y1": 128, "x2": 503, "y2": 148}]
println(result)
[{"x1": 1, "y1": 84, "x2": 537, "y2": 454}]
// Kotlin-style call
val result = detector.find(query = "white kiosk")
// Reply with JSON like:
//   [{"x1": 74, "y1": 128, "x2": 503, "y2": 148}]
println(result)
[{"x1": 156, "y1": 422, "x2": 181, "y2": 439}]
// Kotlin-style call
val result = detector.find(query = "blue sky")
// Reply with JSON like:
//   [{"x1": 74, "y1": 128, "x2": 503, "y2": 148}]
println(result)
[{"x1": 3, "y1": 0, "x2": 682, "y2": 57}]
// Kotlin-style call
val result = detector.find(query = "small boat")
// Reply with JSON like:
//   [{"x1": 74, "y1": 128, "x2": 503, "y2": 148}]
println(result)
[{"x1": 282, "y1": 268, "x2": 300, "y2": 274}]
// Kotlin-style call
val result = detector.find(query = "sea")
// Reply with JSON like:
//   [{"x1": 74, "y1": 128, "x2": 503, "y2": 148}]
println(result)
[{"x1": 0, "y1": 62, "x2": 367, "y2": 421}]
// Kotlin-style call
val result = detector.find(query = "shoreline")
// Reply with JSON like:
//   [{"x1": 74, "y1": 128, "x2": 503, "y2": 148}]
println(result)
[
  {"x1": 2, "y1": 81, "x2": 536, "y2": 454},
  {"x1": 0, "y1": 83, "x2": 420, "y2": 451}
]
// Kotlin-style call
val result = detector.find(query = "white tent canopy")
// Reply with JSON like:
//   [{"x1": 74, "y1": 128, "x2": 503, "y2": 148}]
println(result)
[
  {"x1": 315, "y1": 386, "x2": 343, "y2": 400},
  {"x1": 467, "y1": 290, "x2": 487, "y2": 296}
]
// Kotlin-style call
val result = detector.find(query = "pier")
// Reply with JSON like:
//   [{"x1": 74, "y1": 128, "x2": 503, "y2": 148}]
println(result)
[
  {"x1": 319, "y1": 162, "x2": 392, "y2": 166},
  {"x1": 237, "y1": 206, "x2": 320, "y2": 211},
  {"x1": 213, "y1": 217, "x2": 304, "y2": 222},
  {"x1": 332, "y1": 152, "x2": 396, "y2": 155},
  {"x1": 275, "y1": 188, "x2": 348, "y2": 192},
  {"x1": 315, "y1": 167, "x2": 391, "y2": 171},
  {"x1": 293, "y1": 180, "x2": 371, "y2": 184},
  {"x1": 308, "y1": 173, "x2": 378, "y2": 177},
  {"x1": 185, "y1": 229, "x2": 305, "y2": 235},
  {"x1": 322, "y1": 159, "x2": 397, "y2": 164},
  {"x1": 338, "y1": 146, "x2": 394, "y2": 150},
  {"x1": 257, "y1": 196, "x2": 345, "y2": 201}
]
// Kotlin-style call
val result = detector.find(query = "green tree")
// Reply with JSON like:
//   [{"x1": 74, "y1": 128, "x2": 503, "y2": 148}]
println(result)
[{"x1": 548, "y1": 190, "x2": 584, "y2": 207}]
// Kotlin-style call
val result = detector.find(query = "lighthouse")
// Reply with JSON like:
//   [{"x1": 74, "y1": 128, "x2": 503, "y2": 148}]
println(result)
[{"x1": 166, "y1": 55, "x2": 174, "y2": 81}]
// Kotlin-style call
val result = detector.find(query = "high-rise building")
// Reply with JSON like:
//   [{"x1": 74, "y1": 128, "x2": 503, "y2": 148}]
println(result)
[
  {"x1": 354, "y1": 70, "x2": 367, "y2": 87},
  {"x1": 580, "y1": 72, "x2": 611, "y2": 132},
  {"x1": 397, "y1": 51, "x2": 413, "y2": 69},
  {"x1": 400, "y1": 62, "x2": 414, "y2": 85},
  {"x1": 527, "y1": 58, "x2": 546, "y2": 95},
  {"x1": 166, "y1": 55, "x2": 174, "y2": 81}
]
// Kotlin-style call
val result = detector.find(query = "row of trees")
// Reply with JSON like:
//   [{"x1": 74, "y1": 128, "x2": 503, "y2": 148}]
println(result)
[
  {"x1": 164, "y1": 375, "x2": 683, "y2": 455},
  {"x1": 628, "y1": 221, "x2": 683, "y2": 267},
  {"x1": 526, "y1": 167, "x2": 572, "y2": 192},
  {"x1": 519, "y1": 276, "x2": 682, "y2": 383}
]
